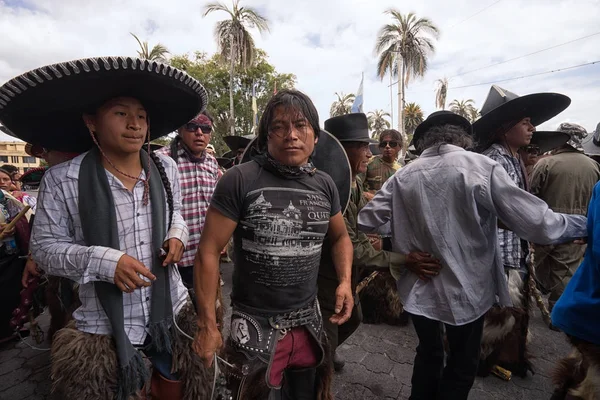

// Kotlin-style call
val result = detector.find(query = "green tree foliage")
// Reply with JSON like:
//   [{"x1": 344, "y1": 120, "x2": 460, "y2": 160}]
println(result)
[{"x1": 169, "y1": 50, "x2": 296, "y2": 156}]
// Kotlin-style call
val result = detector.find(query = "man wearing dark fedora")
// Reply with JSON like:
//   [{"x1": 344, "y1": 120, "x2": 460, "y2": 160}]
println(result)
[
  {"x1": 358, "y1": 110, "x2": 587, "y2": 400},
  {"x1": 474, "y1": 85, "x2": 571, "y2": 377},
  {"x1": 318, "y1": 113, "x2": 441, "y2": 372},
  {"x1": 530, "y1": 123, "x2": 600, "y2": 314}
]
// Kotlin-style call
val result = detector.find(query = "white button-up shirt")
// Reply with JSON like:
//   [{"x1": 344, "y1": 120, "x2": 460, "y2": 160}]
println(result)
[
  {"x1": 358, "y1": 144, "x2": 587, "y2": 326},
  {"x1": 31, "y1": 152, "x2": 189, "y2": 345}
]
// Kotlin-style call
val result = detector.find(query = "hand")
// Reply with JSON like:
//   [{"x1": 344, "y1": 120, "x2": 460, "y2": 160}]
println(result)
[
  {"x1": 22, "y1": 258, "x2": 42, "y2": 287},
  {"x1": 329, "y1": 282, "x2": 354, "y2": 325},
  {"x1": 192, "y1": 323, "x2": 223, "y2": 368},
  {"x1": 363, "y1": 192, "x2": 375, "y2": 201},
  {"x1": 114, "y1": 254, "x2": 156, "y2": 293},
  {"x1": 574, "y1": 238, "x2": 587, "y2": 245},
  {"x1": 162, "y1": 238, "x2": 185, "y2": 266},
  {"x1": 366, "y1": 233, "x2": 382, "y2": 251},
  {"x1": 406, "y1": 252, "x2": 442, "y2": 282},
  {"x1": 0, "y1": 223, "x2": 15, "y2": 240}
]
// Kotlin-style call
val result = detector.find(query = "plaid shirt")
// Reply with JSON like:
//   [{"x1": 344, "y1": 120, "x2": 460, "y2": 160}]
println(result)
[
  {"x1": 483, "y1": 143, "x2": 526, "y2": 268},
  {"x1": 30, "y1": 152, "x2": 189, "y2": 345},
  {"x1": 157, "y1": 144, "x2": 219, "y2": 267}
]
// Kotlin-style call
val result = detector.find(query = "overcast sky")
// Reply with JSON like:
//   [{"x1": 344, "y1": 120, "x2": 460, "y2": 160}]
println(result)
[{"x1": 1, "y1": 0, "x2": 599, "y2": 143}]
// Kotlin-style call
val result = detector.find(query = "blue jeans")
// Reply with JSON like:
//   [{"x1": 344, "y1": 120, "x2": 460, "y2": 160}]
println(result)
[{"x1": 142, "y1": 338, "x2": 179, "y2": 380}]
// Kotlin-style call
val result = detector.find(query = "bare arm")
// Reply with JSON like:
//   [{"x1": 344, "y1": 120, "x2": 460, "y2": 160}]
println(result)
[
  {"x1": 193, "y1": 206, "x2": 237, "y2": 367},
  {"x1": 326, "y1": 211, "x2": 354, "y2": 324}
]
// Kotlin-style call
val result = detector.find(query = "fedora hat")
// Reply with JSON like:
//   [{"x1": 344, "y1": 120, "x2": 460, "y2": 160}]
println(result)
[
  {"x1": 0, "y1": 56, "x2": 208, "y2": 153},
  {"x1": 324, "y1": 113, "x2": 376, "y2": 144},
  {"x1": 528, "y1": 131, "x2": 570, "y2": 154},
  {"x1": 412, "y1": 111, "x2": 472, "y2": 153},
  {"x1": 224, "y1": 134, "x2": 255, "y2": 151},
  {"x1": 473, "y1": 85, "x2": 570, "y2": 147}
]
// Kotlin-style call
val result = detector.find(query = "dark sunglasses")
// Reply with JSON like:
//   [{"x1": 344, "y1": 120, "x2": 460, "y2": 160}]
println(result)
[
  {"x1": 379, "y1": 140, "x2": 399, "y2": 148},
  {"x1": 524, "y1": 145, "x2": 540, "y2": 155},
  {"x1": 184, "y1": 122, "x2": 212, "y2": 134}
]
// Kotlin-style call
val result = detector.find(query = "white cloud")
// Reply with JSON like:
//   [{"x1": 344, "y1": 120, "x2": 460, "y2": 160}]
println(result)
[{"x1": 1, "y1": 0, "x2": 600, "y2": 143}]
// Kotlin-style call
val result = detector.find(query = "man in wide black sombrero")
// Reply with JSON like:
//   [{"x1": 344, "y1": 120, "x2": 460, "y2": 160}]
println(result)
[
  {"x1": 0, "y1": 56, "x2": 216, "y2": 399},
  {"x1": 474, "y1": 85, "x2": 570, "y2": 378},
  {"x1": 223, "y1": 133, "x2": 255, "y2": 165}
]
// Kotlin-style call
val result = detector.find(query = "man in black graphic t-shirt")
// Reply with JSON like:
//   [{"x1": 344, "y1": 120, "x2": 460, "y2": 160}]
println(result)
[{"x1": 193, "y1": 90, "x2": 353, "y2": 399}]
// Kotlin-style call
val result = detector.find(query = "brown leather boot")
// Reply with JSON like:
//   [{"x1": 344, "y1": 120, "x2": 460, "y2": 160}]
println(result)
[{"x1": 150, "y1": 370, "x2": 183, "y2": 400}]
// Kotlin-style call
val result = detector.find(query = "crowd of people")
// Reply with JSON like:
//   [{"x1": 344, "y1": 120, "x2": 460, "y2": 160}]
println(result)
[{"x1": 0, "y1": 55, "x2": 598, "y2": 400}]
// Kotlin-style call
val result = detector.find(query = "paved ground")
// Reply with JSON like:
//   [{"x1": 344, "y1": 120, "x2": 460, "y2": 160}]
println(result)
[{"x1": 1, "y1": 263, "x2": 567, "y2": 399}]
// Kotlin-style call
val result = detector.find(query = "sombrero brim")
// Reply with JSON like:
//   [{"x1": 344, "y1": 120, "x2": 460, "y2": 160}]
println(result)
[
  {"x1": 473, "y1": 93, "x2": 570, "y2": 145},
  {"x1": 20, "y1": 167, "x2": 46, "y2": 184},
  {"x1": 0, "y1": 57, "x2": 208, "y2": 153},
  {"x1": 241, "y1": 130, "x2": 353, "y2": 214},
  {"x1": 529, "y1": 131, "x2": 570, "y2": 154},
  {"x1": 582, "y1": 133, "x2": 600, "y2": 157},
  {"x1": 223, "y1": 135, "x2": 253, "y2": 151},
  {"x1": 0, "y1": 125, "x2": 17, "y2": 138}
]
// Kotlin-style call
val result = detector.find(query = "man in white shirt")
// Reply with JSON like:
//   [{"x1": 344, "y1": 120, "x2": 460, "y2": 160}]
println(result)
[{"x1": 357, "y1": 111, "x2": 587, "y2": 400}]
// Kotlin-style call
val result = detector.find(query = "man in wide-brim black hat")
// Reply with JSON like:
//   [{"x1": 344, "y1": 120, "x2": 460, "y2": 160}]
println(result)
[
  {"x1": 318, "y1": 113, "x2": 441, "y2": 372},
  {"x1": 0, "y1": 56, "x2": 216, "y2": 399},
  {"x1": 357, "y1": 110, "x2": 587, "y2": 400},
  {"x1": 474, "y1": 85, "x2": 571, "y2": 378}
]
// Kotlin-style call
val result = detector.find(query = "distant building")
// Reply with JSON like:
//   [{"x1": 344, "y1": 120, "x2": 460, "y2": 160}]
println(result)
[{"x1": 0, "y1": 141, "x2": 40, "y2": 172}]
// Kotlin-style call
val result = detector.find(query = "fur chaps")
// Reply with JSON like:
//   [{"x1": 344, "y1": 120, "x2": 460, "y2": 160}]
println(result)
[
  {"x1": 551, "y1": 337, "x2": 600, "y2": 400},
  {"x1": 359, "y1": 270, "x2": 409, "y2": 326},
  {"x1": 478, "y1": 269, "x2": 533, "y2": 378},
  {"x1": 223, "y1": 334, "x2": 333, "y2": 400},
  {"x1": 51, "y1": 301, "x2": 215, "y2": 400}
]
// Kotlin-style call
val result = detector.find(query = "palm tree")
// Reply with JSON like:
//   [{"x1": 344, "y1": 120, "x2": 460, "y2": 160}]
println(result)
[
  {"x1": 469, "y1": 107, "x2": 480, "y2": 123},
  {"x1": 375, "y1": 9, "x2": 440, "y2": 139},
  {"x1": 449, "y1": 99, "x2": 477, "y2": 121},
  {"x1": 435, "y1": 77, "x2": 448, "y2": 110},
  {"x1": 204, "y1": 0, "x2": 269, "y2": 136},
  {"x1": 330, "y1": 92, "x2": 355, "y2": 117},
  {"x1": 130, "y1": 33, "x2": 170, "y2": 62},
  {"x1": 404, "y1": 102, "x2": 424, "y2": 141},
  {"x1": 367, "y1": 110, "x2": 392, "y2": 139}
]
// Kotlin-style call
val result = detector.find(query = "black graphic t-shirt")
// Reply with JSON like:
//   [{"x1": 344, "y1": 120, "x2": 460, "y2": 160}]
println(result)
[{"x1": 211, "y1": 160, "x2": 342, "y2": 315}]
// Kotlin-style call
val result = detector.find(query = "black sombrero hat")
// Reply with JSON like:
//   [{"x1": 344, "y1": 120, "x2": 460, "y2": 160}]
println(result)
[
  {"x1": 529, "y1": 131, "x2": 570, "y2": 154},
  {"x1": 473, "y1": 85, "x2": 570, "y2": 146},
  {"x1": 0, "y1": 56, "x2": 208, "y2": 153},
  {"x1": 223, "y1": 134, "x2": 255, "y2": 151},
  {"x1": 241, "y1": 130, "x2": 353, "y2": 214}
]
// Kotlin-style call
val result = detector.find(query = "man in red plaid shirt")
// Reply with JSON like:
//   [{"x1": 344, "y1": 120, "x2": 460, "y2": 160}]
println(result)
[{"x1": 158, "y1": 111, "x2": 219, "y2": 288}]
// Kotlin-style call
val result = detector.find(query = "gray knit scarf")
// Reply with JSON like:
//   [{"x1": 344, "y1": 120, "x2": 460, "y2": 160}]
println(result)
[{"x1": 78, "y1": 147, "x2": 172, "y2": 400}]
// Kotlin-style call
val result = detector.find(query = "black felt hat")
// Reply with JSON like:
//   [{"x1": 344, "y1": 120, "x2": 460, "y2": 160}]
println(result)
[
  {"x1": 223, "y1": 134, "x2": 256, "y2": 151},
  {"x1": 324, "y1": 113, "x2": 376, "y2": 144},
  {"x1": 473, "y1": 85, "x2": 570, "y2": 146},
  {"x1": 0, "y1": 56, "x2": 208, "y2": 153},
  {"x1": 412, "y1": 111, "x2": 472, "y2": 153}
]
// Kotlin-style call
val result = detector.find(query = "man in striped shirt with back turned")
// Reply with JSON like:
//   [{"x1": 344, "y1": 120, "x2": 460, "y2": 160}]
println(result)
[{"x1": 158, "y1": 111, "x2": 219, "y2": 289}]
